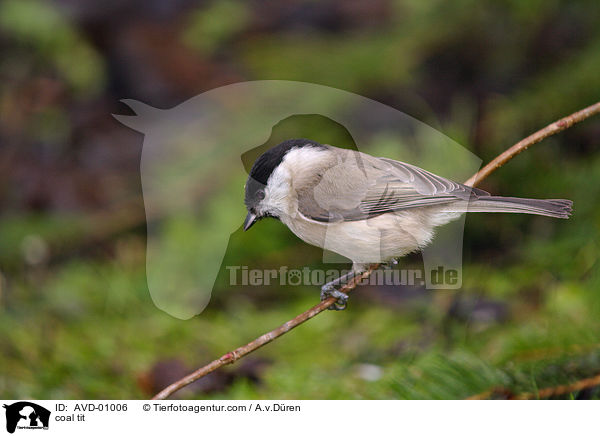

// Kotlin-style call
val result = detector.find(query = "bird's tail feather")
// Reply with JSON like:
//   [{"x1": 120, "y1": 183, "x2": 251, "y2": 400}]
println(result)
[{"x1": 445, "y1": 197, "x2": 573, "y2": 219}]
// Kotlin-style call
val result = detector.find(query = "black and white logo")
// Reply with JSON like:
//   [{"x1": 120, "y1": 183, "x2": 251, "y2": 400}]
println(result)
[{"x1": 3, "y1": 402, "x2": 50, "y2": 434}]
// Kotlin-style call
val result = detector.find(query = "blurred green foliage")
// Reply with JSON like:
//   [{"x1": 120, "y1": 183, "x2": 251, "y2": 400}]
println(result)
[
  {"x1": 1, "y1": 0, "x2": 600, "y2": 399},
  {"x1": 0, "y1": 0, "x2": 105, "y2": 96}
]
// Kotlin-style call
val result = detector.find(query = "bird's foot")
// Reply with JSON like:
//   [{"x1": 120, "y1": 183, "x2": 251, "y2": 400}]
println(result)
[
  {"x1": 320, "y1": 284, "x2": 349, "y2": 311},
  {"x1": 386, "y1": 258, "x2": 399, "y2": 268}
]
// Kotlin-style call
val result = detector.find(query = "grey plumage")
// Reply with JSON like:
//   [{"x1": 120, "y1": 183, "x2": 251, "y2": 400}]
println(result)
[
  {"x1": 297, "y1": 147, "x2": 571, "y2": 222},
  {"x1": 244, "y1": 140, "x2": 573, "y2": 266}
]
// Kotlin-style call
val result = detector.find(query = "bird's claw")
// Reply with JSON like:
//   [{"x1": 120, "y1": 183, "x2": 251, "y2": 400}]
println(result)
[
  {"x1": 320, "y1": 285, "x2": 349, "y2": 310},
  {"x1": 386, "y1": 258, "x2": 399, "y2": 268}
]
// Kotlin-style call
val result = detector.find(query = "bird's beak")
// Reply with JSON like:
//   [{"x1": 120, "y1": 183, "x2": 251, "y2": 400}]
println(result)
[{"x1": 243, "y1": 212, "x2": 257, "y2": 231}]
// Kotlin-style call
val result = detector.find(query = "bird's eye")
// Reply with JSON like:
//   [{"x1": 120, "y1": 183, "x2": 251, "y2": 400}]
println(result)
[{"x1": 256, "y1": 190, "x2": 265, "y2": 200}]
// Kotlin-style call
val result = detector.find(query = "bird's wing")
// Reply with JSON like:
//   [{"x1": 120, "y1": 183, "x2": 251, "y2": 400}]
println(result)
[{"x1": 296, "y1": 150, "x2": 488, "y2": 222}]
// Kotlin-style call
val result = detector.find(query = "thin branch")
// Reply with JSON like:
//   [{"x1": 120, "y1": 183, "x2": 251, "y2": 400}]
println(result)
[
  {"x1": 513, "y1": 373, "x2": 600, "y2": 400},
  {"x1": 464, "y1": 101, "x2": 600, "y2": 187},
  {"x1": 466, "y1": 373, "x2": 600, "y2": 400},
  {"x1": 152, "y1": 264, "x2": 380, "y2": 400},
  {"x1": 152, "y1": 101, "x2": 600, "y2": 400}
]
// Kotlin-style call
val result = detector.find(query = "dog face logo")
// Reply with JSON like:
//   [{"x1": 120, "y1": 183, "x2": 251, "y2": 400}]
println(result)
[{"x1": 3, "y1": 402, "x2": 50, "y2": 434}]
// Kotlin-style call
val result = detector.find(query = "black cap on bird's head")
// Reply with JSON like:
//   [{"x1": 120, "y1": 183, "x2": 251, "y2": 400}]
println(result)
[{"x1": 243, "y1": 139, "x2": 325, "y2": 231}]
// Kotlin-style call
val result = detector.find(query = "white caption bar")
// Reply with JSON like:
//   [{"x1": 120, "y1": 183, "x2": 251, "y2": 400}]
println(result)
[{"x1": 0, "y1": 400, "x2": 592, "y2": 435}]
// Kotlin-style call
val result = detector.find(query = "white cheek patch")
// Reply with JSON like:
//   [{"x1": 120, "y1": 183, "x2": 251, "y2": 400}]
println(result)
[
  {"x1": 262, "y1": 164, "x2": 292, "y2": 216},
  {"x1": 261, "y1": 146, "x2": 328, "y2": 218}
]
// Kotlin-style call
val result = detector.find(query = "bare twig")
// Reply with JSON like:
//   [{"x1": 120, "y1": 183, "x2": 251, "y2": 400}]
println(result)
[
  {"x1": 464, "y1": 101, "x2": 600, "y2": 187},
  {"x1": 513, "y1": 373, "x2": 600, "y2": 400},
  {"x1": 465, "y1": 389, "x2": 497, "y2": 400},
  {"x1": 153, "y1": 102, "x2": 600, "y2": 400},
  {"x1": 152, "y1": 264, "x2": 380, "y2": 400},
  {"x1": 466, "y1": 373, "x2": 600, "y2": 400}
]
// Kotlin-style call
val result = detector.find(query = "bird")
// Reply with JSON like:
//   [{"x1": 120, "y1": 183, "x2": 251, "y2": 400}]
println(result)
[{"x1": 243, "y1": 139, "x2": 572, "y2": 309}]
